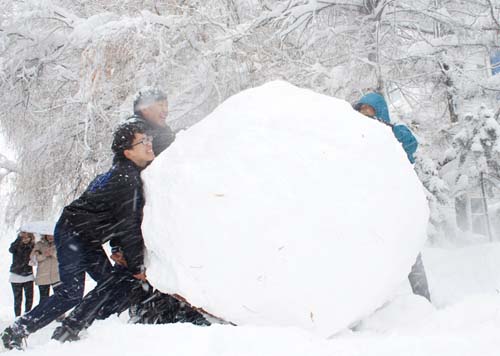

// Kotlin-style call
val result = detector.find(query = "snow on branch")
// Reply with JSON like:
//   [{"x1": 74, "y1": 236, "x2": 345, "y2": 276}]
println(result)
[
  {"x1": 0, "y1": 153, "x2": 16, "y2": 172},
  {"x1": 0, "y1": 153, "x2": 16, "y2": 182},
  {"x1": 485, "y1": 0, "x2": 500, "y2": 30},
  {"x1": 256, "y1": 0, "x2": 361, "y2": 38}
]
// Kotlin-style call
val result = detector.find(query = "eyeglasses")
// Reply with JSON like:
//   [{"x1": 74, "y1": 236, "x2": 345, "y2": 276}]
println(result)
[{"x1": 131, "y1": 135, "x2": 153, "y2": 147}]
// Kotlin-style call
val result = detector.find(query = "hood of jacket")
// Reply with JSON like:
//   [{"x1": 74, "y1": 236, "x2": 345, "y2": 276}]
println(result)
[{"x1": 354, "y1": 93, "x2": 391, "y2": 124}]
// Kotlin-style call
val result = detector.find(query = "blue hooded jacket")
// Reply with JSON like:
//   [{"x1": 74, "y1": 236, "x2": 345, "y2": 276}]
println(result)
[{"x1": 354, "y1": 93, "x2": 418, "y2": 164}]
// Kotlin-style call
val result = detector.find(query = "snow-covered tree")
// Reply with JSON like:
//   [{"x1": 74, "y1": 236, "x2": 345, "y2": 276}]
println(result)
[
  {"x1": 0, "y1": 0, "x2": 499, "y2": 244},
  {"x1": 258, "y1": 0, "x2": 500, "y2": 242},
  {"x1": 0, "y1": 0, "x2": 267, "y2": 222},
  {"x1": 441, "y1": 105, "x2": 500, "y2": 241},
  {"x1": 0, "y1": 152, "x2": 16, "y2": 183}
]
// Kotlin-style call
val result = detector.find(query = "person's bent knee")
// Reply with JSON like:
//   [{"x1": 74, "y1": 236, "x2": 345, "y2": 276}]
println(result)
[{"x1": 54, "y1": 285, "x2": 84, "y2": 304}]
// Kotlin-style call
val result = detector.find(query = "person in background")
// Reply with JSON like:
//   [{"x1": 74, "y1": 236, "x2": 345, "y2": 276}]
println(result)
[
  {"x1": 125, "y1": 87, "x2": 208, "y2": 326},
  {"x1": 30, "y1": 234, "x2": 60, "y2": 303},
  {"x1": 353, "y1": 92, "x2": 431, "y2": 303},
  {"x1": 127, "y1": 87, "x2": 184, "y2": 323},
  {"x1": 8, "y1": 231, "x2": 35, "y2": 317},
  {"x1": 1, "y1": 121, "x2": 153, "y2": 350},
  {"x1": 128, "y1": 87, "x2": 176, "y2": 156},
  {"x1": 353, "y1": 92, "x2": 418, "y2": 163}
]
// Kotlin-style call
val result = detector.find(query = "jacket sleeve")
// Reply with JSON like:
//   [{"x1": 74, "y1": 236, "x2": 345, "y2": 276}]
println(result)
[
  {"x1": 392, "y1": 124, "x2": 418, "y2": 164},
  {"x1": 109, "y1": 175, "x2": 145, "y2": 275},
  {"x1": 31, "y1": 243, "x2": 47, "y2": 262},
  {"x1": 9, "y1": 239, "x2": 20, "y2": 254},
  {"x1": 49, "y1": 246, "x2": 57, "y2": 258}
]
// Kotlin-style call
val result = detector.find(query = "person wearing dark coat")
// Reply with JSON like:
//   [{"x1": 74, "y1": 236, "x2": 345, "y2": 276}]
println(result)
[
  {"x1": 354, "y1": 92, "x2": 431, "y2": 303},
  {"x1": 1, "y1": 121, "x2": 154, "y2": 350},
  {"x1": 51, "y1": 109, "x2": 205, "y2": 342},
  {"x1": 8, "y1": 232, "x2": 35, "y2": 317},
  {"x1": 51, "y1": 246, "x2": 209, "y2": 343},
  {"x1": 129, "y1": 87, "x2": 176, "y2": 156},
  {"x1": 122, "y1": 88, "x2": 207, "y2": 327},
  {"x1": 125, "y1": 87, "x2": 192, "y2": 324}
]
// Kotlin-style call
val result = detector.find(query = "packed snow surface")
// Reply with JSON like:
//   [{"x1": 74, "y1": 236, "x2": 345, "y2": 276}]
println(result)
[
  {"x1": 142, "y1": 81, "x2": 429, "y2": 336},
  {"x1": 1, "y1": 245, "x2": 499, "y2": 355},
  {"x1": 425, "y1": 243, "x2": 500, "y2": 307}
]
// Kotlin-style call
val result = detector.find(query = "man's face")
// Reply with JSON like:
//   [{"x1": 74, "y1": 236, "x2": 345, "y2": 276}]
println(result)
[
  {"x1": 359, "y1": 104, "x2": 376, "y2": 118},
  {"x1": 140, "y1": 100, "x2": 168, "y2": 128},
  {"x1": 124, "y1": 133, "x2": 155, "y2": 168}
]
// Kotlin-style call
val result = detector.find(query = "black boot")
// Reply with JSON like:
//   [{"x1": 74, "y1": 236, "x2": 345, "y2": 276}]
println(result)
[
  {"x1": 52, "y1": 325, "x2": 80, "y2": 343},
  {"x1": 174, "y1": 303, "x2": 211, "y2": 326},
  {"x1": 1, "y1": 326, "x2": 25, "y2": 350}
]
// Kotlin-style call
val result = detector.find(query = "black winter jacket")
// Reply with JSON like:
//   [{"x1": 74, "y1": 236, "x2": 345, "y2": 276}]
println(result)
[
  {"x1": 128, "y1": 115, "x2": 176, "y2": 156},
  {"x1": 9, "y1": 238, "x2": 34, "y2": 276},
  {"x1": 60, "y1": 159, "x2": 146, "y2": 274}
]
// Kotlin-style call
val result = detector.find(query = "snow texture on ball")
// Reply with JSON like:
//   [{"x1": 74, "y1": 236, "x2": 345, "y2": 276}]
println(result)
[{"x1": 142, "y1": 81, "x2": 429, "y2": 337}]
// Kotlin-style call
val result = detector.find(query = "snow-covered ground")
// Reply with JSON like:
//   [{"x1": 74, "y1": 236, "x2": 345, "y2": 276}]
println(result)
[{"x1": 1, "y1": 244, "x2": 500, "y2": 355}]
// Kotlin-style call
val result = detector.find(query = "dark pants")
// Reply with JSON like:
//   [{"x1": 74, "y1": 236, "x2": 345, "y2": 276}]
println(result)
[
  {"x1": 408, "y1": 253, "x2": 431, "y2": 302},
  {"x1": 38, "y1": 285, "x2": 51, "y2": 304},
  {"x1": 60, "y1": 266, "x2": 142, "y2": 334},
  {"x1": 58, "y1": 267, "x2": 209, "y2": 339},
  {"x1": 11, "y1": 281, "x2": 33, "y2": 317},
  {"x1": 129, "y1": 285, "x2": 210, "y2": 326},
  {"x1": 13, "y1": 219, "x2": 112, "y2": 335}
]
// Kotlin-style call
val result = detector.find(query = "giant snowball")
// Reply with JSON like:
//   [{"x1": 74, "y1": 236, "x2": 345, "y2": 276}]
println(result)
[{"x1": 142, "y1": 81, "x2": 429, "y2": 337}]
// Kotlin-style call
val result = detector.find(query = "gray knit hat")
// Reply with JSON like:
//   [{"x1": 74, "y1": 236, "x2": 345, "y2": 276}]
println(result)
[{"x1": 133, "y1": 87, "x2": 168, "y2": 115}]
